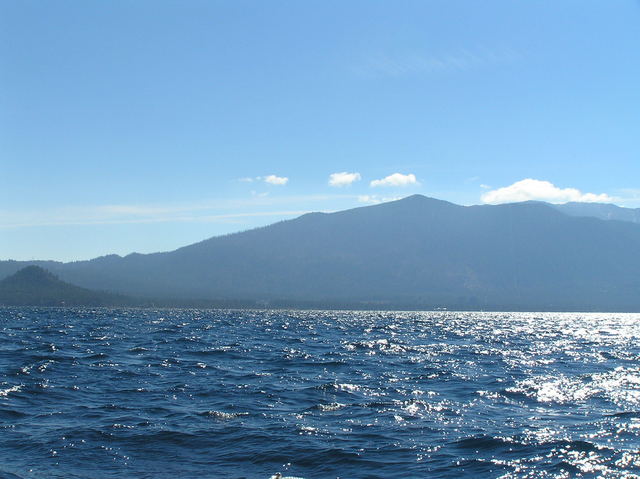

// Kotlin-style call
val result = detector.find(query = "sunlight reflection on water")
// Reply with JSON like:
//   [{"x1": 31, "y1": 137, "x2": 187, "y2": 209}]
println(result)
[{"x1": 0, "y1": 309, "x2": 639, "y2": 478}]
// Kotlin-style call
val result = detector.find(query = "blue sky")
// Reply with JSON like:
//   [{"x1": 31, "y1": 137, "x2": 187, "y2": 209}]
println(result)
[{"x1": 1, "y1": 1, "x2": 639, "y2": 261}]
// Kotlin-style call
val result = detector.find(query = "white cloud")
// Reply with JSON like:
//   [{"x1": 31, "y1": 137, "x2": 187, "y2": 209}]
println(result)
[
  {"x1": 328, "y1": 172, "x2": 361, "y2": 187},
  {"x1": 481, "y1": 179, "x2": 613, "y2": 205},
  {"x1": 264, "y1": 175, "x2": 289, "y2": 186},
  {"x1": 370, "y1": 173, "x2": 418, "y2": 188}
]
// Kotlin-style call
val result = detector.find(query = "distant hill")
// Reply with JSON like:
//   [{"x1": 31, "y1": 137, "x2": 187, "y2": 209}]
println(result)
[
  {"x1": 2, "y1": 195, "x2": 640, "y2": 311},
  {"x1": 0, "y1": 266, "x2": 130, "y2": 307},
  {"x1": 552, "y1": 202, "x2": 640, "y2": 224}
]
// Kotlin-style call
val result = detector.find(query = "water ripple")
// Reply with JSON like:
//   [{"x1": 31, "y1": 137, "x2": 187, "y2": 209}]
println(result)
[{"x1": 1, "y1": 308, "x2": 640, "y2": 478}]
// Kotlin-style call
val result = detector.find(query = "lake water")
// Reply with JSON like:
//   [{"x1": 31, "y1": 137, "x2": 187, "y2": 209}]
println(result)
[{"x1": 1, "y1": 308, "x2": 639, "y2": 478}]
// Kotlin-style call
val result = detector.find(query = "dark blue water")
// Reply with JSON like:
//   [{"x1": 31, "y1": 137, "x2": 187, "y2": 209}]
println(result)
[{"x1": 1, "y1": 308, "x2": 639, "y2": 478}]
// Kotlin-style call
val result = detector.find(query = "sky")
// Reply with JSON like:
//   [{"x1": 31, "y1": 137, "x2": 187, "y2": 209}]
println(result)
[{"x1": 1, "y1": 0, "x2": 639, "y2": 261}]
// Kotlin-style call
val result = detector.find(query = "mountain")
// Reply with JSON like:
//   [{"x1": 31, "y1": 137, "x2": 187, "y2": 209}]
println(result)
[
  {"x1": 0, "y1": 266, "x2": 132, "y2": 307},
  {"x1": 2, "y1": 195, "x2": 640, "y2": 311},
  {"x1": 552, "y1": 202, "x2": 640, "y2": 224}
]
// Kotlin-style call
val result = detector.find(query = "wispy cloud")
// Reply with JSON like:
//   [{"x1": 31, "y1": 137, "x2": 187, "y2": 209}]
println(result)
[
  {"x1": 370, "y1": 173, "x2": 419, "y2": 188},
  {"x1": 615, "y1": 189, "x2": 640, "y2": 208},
  {"x1": 238, "y1": 175, "x2": 289, "y2": 185},
  {"x1": 0, "y1": 195, "x2": 354, "y2": 229},
  {"x1": 481, "y1": 179, "x2": 613, "y2": 205},
  {"x1": 358, "y1": 195, "x2": 403, "y2": 205},
  {"x1": 250, "y1": 191, "x2": 269, "y2": 198},
  {"x1": 329, "y1": 171, "x2": 361, "y2": 187},
  {"x1": 0, "y1": 208, "x2": 306, "y2": 228},
  {"x1": 353, "y1": 46, "x2": 520, "y2": 78}
]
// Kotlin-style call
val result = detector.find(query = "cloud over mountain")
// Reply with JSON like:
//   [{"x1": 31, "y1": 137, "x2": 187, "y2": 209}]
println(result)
[
  {"x1": 357, "y1": 195, "x2": 403, "y2": 204},
  {"x1": 481, "y1": 179, "x2": 612, "y2": 205}
]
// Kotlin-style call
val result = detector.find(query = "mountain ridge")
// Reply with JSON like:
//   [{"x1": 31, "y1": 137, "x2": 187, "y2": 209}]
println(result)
[{"x1": 1, "y1": 195, "x2": 640, "y2": 311}]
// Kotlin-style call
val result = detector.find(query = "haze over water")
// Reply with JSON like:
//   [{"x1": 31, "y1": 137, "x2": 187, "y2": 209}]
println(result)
[{"x1": 1, "y1": 308, "x2": 640, "y2": 478}]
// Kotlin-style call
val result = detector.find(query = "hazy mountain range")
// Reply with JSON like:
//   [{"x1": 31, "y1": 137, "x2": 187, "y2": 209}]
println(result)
[
  {"x1": 2, "y1": 195, "x2": 640, "y2": 311},
  {"x1": 550, "y1": 202, "x2": 640, "y2": 224},
  {"x1": 0, "y1": 265, "x2": 129, "y2": 307}
]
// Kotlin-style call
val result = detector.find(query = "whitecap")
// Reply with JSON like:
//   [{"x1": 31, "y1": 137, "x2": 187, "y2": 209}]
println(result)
[
  {"x1": 204, "y1": 410, "x2": 248, "y2": 420},
  {"x1": 0, "y1": 385, "x2": 22, "y2": 398}
]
